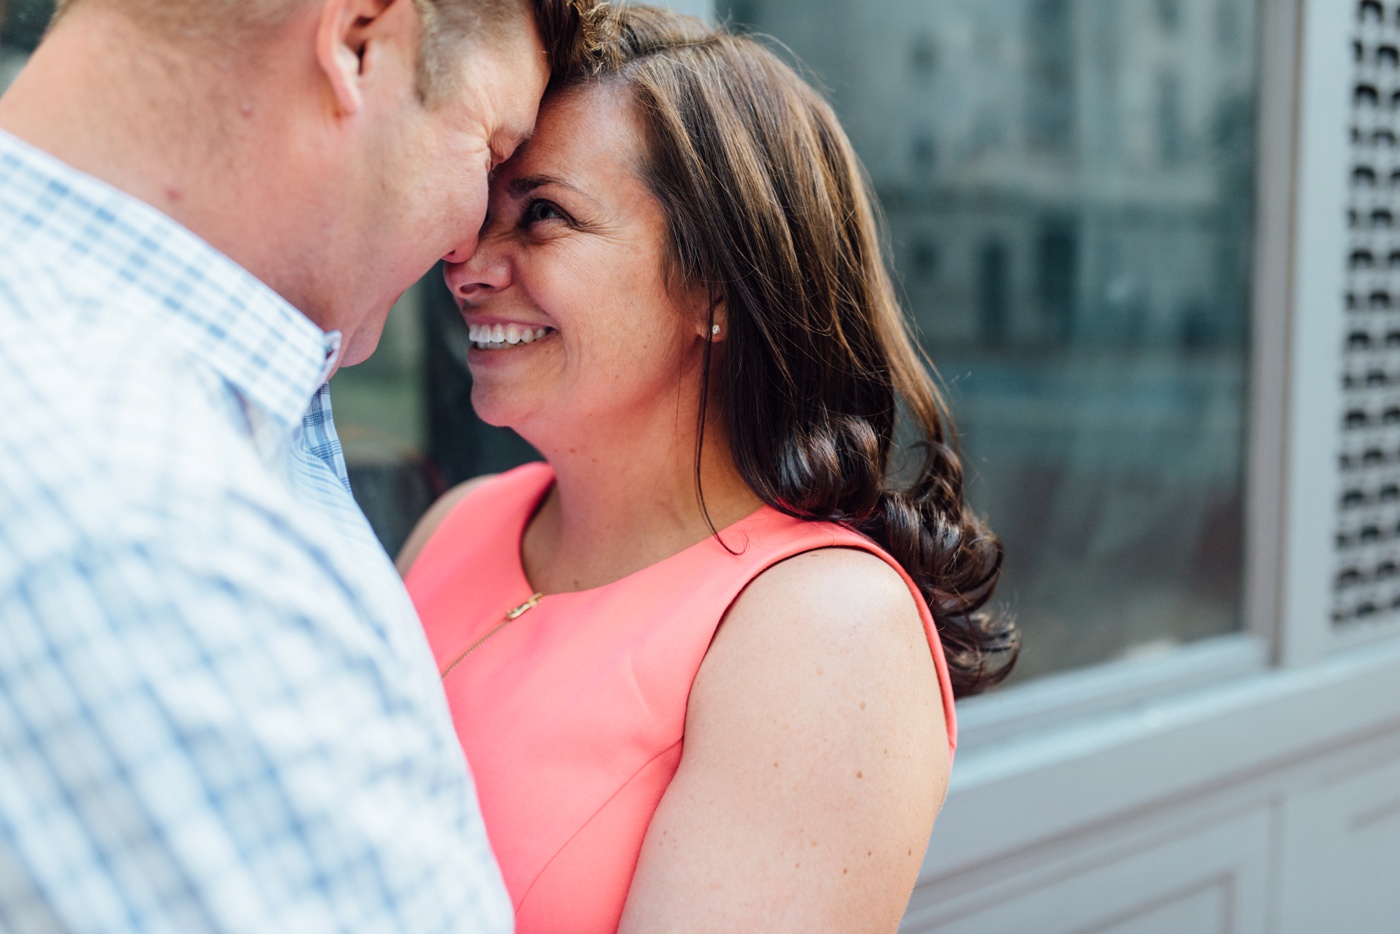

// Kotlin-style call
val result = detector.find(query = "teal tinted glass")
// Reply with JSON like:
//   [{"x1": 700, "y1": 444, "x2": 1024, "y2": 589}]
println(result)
[{"x1": 721, "y1": 0, "x2": 1257, "y2": 680}]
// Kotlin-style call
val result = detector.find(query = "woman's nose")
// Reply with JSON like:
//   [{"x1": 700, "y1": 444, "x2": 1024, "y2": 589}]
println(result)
[{"x1": 443, "y1": 227, "x2": 512, "y2": 300}]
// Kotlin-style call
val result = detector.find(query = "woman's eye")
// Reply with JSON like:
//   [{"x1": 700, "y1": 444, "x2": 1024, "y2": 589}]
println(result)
[{"x1": 524, "y1": 200, "x2": 566, "y2": 226}]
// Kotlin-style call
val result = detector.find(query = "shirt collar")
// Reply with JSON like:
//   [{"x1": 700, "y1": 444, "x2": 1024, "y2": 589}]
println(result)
[{"x1": 0, "y1": 129, "x2": 340, "y2": 430}]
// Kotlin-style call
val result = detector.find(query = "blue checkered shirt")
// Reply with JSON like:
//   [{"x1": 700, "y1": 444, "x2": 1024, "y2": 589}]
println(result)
[{"x1": 0, "y1": 130, "x2": 512, "y2": 933}]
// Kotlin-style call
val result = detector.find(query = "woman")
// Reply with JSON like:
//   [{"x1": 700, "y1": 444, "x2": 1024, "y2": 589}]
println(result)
[{"x1": 397, "y1": 7, "x2": 1017, "y2": 931}]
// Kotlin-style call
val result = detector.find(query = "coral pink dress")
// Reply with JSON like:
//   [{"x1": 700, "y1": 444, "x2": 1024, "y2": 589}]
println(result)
[{"x1": 406, "y1": 463, "x2": 957, "y2": 933}]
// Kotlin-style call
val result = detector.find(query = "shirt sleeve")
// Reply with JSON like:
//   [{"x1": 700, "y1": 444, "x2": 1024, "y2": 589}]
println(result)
[{"x1": 0, "y1": 499, "x2": 513, "y2": 934}]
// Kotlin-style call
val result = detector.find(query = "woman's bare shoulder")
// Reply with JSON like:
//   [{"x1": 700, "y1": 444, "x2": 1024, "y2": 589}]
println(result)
[
  {"x1": 703, "y1": 545, "x2": 940, "y2": 734},
  {"x1": 731, "y1": 546, "x2": 925, "y2": 647},
  {"x1": 394, "y1": 474, "x2": 498, "y2": 576},
  {"x1": 620, "y1": 546, "x2": 948, "y2": 932}
]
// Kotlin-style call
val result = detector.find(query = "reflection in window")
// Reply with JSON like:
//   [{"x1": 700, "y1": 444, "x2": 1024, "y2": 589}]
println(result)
[
  {"x1": 977, "y1": 240, "x2": 1010, "y2": 347},
  {"x1": 721, "y1": 0, "x2": 1258, "y2": 682},
  {"x1": 909, "y1": 236, "x2": 940, "y2": 281},
  {"x1": 1026, "y1": 0, "x2": 1076, "y2": 155},
  {"x1": 1158, "y1": 70, "x2": 1185, "y2": 165},
  {"x1": 1216, "y1": 0, "x2": 1243, "y2": 50},
  {"x1": 1156, "y1": 0, "x2": 1182, "y2": 32},
  {"x1": 1035, "y1": 219, "x2": 1077, "y2": 342},
  {"x1": 1, "y1": 0, "x2": 52, "y2": 89},
  {"x1": 5, "y1": 0, "x2": 1259, "y2": 683},
  {"x1": 910, "y1": 130, "x2": 937, "y2": 174},
  {"x1": 910, "y1": 33, "x2": 938, "y2": 80}
]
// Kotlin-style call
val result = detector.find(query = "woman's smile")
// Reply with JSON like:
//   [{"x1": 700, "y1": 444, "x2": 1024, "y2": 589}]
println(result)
[{"x1": 466, "y1": 321, "x2": 555, "y2": 350}]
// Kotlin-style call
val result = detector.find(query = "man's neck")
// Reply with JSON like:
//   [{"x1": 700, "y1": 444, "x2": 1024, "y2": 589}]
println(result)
[{"x1": 0, "y1": 6, "x2": 322, "y2": 320}]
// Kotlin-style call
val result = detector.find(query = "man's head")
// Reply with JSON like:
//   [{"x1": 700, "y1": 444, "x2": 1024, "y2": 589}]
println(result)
[
  {"x1": 32, "y1": 0, "x2": 606, "y2": 365},
  {"x1": 50, "y1": 0, "x2": 606, "y2": 103}
]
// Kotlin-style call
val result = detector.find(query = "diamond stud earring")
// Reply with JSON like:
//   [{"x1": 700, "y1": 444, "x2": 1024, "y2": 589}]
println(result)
[{"x1": 711, "y1": 324, "x2": 721, "y2": 335}]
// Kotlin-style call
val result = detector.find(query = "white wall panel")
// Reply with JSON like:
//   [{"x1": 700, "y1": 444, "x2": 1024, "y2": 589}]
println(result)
[
  {"x1": 1277, "y1": 752, "x2": 1400, "y2": 934},
  {"x1": 921, "y1": 642, "x2": 1400, "y2": 879},
  {"x1": 901, "y1": 808, "x2": 1271, "y2": 934},
  {"x1": 907, "y1": 644, "x2": 1400, "y2": 932},
  {"x1": 1093, "y1": 887, "x2": 1232, "y2": 934}
]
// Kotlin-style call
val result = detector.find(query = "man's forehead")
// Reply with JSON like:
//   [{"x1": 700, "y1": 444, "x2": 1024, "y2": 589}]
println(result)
[{"x1": 493, "y1": 123, "x2": 533, "y2": 160}]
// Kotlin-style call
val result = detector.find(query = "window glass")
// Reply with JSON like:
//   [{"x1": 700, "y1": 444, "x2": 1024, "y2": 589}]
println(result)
[
  {"x1": 3, "y1": 0, "x2": 1260, "y2": 683},
  {"x1": 720, "y1": 0, "x2": 1258, "y2": 681},
  {"x1": 1, "y1": 0, "x2": 50, "y2": 83}
]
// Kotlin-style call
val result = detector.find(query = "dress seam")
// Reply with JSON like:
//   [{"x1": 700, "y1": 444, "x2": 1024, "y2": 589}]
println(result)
[{"x1": 512, "y1": 737, "x2": 685, "y2": 914}]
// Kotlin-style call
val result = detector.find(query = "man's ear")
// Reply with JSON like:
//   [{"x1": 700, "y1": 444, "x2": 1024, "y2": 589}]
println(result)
[{"x1": 316, "y1": 0, "x2": 399, "y2": 116}]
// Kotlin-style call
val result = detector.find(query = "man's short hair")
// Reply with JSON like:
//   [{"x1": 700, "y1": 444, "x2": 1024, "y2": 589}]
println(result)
[
  {"x1": 49, "y1": 0, "x2": 609, "y2": 101},
  {"x1": 416, "y1": 0, "x2": 610, "y2": 102}
]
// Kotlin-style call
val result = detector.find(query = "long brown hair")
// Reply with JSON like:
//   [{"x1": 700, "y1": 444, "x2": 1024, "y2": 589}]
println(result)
[{"x1": 571, "y1": 6, "x2": 1018, "y2": 696}]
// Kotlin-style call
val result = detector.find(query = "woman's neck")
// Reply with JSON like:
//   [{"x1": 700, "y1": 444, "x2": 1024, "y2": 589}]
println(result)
[{"x1": 521, "y1": 410, "x2": 762, "y2": 595}]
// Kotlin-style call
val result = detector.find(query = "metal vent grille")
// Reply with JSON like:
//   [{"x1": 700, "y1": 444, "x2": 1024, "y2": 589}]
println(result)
[{"x1": 1335, "y1": 0, "x2": 1400, "y2": 625}]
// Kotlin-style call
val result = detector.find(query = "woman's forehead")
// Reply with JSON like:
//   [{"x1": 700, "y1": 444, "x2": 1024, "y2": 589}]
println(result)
[{"x1": 506, "y1": 84, "x2": 645, "y2": 179}]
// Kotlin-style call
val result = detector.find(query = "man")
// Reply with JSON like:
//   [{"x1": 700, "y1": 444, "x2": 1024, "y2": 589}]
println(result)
[{"x1": 0, "y1": 0, "x2": 598, "y2": 930}]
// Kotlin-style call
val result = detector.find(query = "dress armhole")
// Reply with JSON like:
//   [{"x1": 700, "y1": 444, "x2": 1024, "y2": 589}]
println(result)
[
  {"x1": 397, "y1": 477, "x2": 494, "y2": 576},
  {"x1": 400, "y1": 462, "x2": 553, "y2": 583},
  {"x1": 734, "y1": 534, "x2": 958, "y2": 757}
]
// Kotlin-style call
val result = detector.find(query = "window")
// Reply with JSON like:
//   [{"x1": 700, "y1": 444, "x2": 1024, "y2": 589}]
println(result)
[
  {"x1": 1156, "y1": 0, "x2": 1183, "y2": 32},
  {"x1": 909, "y1": 129, "x2": 937, "y2": 174},
  {"x1": 720, "y1": 0, "x2": 1260, "y2": 683},
  {"x1": 909, "y1": 33, "x2": 938, "y2": 81},
  {"x1": 1157, "y1": 69, "x2": 1185, "y2": 165},
  {"x1": 975, "y1": 239, "x2": 1011, "y2": 347},
  {"x1": 1, "y1": 0, "x2": 51, "y2": 85},
  {"x1": 909, "y1": 235, "x2": 941, "y2": 281},
  {"x1": 7, "y1": 0, "x2": 1263, "y2": 686},
  {"x1": 1035, "y1": 219, "x2": 1077, "y2": 342},
  {"x1": 1026, "y1": 0, "x2": 1077, "y2": 155}
]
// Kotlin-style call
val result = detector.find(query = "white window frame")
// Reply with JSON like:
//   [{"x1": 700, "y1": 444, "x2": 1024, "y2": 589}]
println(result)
[
  {"x1": 954, "y1": 0, "x2": 1400, "y2": 748},
  {"x1": 919, "y1": 0, "x2": 1400, "y2": 890}
]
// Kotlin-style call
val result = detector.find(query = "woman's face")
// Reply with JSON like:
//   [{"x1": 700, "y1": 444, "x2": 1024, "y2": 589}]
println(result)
[{"x1": 443, "y1": 83, "x2": 713, "y2": 448}]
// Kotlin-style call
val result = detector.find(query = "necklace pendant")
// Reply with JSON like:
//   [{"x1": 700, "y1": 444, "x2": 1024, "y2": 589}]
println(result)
[
  {"x1": 439, "y1": 591, "x2": 548, "y2": 680},
  {"x1": 506, "y1": 592, "x2": 545, "y2": 620}
]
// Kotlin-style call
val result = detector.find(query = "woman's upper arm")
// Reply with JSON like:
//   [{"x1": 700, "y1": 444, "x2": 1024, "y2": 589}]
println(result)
[
  {"x1": 393, "y1": 474, "x2": 496, "y2": 576},
  {"x1": 619, "y1": 547, "x2": 951, "y2": 934}
]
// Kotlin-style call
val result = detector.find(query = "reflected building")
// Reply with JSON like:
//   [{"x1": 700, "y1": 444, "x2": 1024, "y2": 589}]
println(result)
[
  {"x1": 726, "y1": 0, "x2": 1258, "y2": 679},
  {"x1": 1, "y1": 0, "x2": 1261, "y2": 679},
  {"x1": 731, "y1": 0, "x2": 1256, "y2": 351}
]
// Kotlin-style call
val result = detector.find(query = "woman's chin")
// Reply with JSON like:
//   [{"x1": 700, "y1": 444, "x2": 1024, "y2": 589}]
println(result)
[{"x1": 468, "y1": 383, "x2": 534, "y2": 432}]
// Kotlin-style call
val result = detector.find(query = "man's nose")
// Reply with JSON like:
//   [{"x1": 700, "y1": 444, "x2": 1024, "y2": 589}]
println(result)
[
  {"x1": 442, "y1": 229, "x2": 480, "y2": 267},
  {"x1": 443, "y1": 228, "x2": 511, "y2": 300}
]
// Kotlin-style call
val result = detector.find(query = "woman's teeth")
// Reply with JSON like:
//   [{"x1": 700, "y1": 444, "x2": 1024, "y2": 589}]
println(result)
[{"x1": 467, "y1": 323, "x2": 552, "y2": 350}]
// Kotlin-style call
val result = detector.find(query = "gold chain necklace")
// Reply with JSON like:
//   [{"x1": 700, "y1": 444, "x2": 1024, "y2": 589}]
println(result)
[{"x1": 438, "y1": 591, "x2": 545, "y2": 680}]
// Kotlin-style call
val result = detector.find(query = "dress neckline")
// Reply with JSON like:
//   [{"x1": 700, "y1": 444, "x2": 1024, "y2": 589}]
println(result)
[{"x1": 507, "y1": 463, "x2": 775, "y2": 603}]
